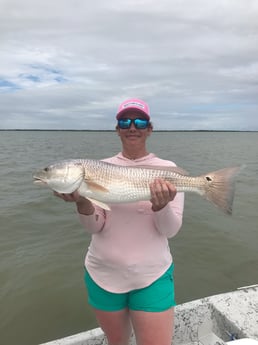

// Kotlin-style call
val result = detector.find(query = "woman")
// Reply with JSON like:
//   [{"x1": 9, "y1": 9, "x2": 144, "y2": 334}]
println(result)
[{"x1": 56, "y1": 98, "x2": 184, "y2": 345}]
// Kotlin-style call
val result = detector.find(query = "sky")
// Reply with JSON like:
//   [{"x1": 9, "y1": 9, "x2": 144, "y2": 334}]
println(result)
[{"x1": 0, "y1": 0, "x2": 258, "y2": 130}]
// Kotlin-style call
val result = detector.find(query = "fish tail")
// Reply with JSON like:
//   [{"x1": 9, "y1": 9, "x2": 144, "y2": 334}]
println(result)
[{"x1": 201, "y1": 165, "x2": 244, "y2": 215}]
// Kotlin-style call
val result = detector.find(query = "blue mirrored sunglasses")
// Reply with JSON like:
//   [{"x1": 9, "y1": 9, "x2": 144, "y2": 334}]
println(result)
[{"x1": 117, "y1": 118, "x2": 149, "y2": 129}]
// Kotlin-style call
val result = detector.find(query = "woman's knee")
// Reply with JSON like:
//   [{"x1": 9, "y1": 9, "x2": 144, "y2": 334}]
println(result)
[{"x1": 93, "y1": 308, "x2": 132, "y2": 345}]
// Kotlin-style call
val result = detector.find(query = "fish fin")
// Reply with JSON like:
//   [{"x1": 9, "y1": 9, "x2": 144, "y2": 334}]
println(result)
[
  {"x1": 86, "y1": 181, "x2": 110, "y2": 193},
  {"x1": 201, "y1": 165, "x2": 244, "y2": 215},
  {"x1": 86, "y1": 197, "x2": 111, "y2": 211},
  {"x1": 133, "y1": 165, "x2": 189, "y2": 176},
  {"x1": 79, "y1": 180, "x2": 110, "y2": 209}
]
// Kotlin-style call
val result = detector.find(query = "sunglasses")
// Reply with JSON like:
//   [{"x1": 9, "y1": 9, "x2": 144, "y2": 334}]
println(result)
[{"x1": 117, "y1": 118, "x2": 149, "y2": 129}]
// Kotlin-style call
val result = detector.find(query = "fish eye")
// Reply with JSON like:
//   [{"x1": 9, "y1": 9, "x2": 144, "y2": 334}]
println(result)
[
  {"x1": 206, "y1": 176, "x2": 212, "y2": 182},
  {"x1": 44, "y1": 167, "x2": 49, "y2": 172}
]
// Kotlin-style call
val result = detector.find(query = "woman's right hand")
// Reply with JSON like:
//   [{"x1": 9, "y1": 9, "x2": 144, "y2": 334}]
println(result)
[
  {"x1": 53, "y1": 191, "x2": 82, "y2": 202},
  {"x1": 53, "y1": 191, "x2": 95, "y2": 215}
]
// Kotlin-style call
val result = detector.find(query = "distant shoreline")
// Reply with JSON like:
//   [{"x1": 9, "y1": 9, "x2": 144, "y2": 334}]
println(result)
[{"x1": 0, "y1": 129, "x2": 256, "y2": 132}]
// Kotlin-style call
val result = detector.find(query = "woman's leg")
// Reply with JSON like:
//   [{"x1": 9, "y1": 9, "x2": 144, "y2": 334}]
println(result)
[
  {"x1": 85, "y1": 270, "x2": 132, "y2": 344},
  {"x1": 93, "y1": 308, "x2": 132, "y2": 345},
  {"x1": 127, "y1": 265, "x2": 176, "y2": 345},
  {"x1": 130, "y1": 307, "x2": 174, "y2": 345}
]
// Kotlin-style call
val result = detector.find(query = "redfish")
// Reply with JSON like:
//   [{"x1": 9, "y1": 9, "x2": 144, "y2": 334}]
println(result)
[{"x1": 33, "y1": 159, "x2": 242, "y2": 214}]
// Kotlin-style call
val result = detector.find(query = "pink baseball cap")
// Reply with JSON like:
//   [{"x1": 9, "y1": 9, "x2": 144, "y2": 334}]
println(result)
[{"x1": 116, "y1": 98, "x2": 150, "y2": 120}]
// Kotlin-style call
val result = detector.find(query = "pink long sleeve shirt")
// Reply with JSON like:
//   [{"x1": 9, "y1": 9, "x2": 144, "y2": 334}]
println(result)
[{"x1": 79, "y1": 153, "x2": 184, "y2": 293}]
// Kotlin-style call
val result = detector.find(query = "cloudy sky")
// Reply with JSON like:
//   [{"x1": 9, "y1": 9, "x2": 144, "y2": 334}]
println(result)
[{"x1": 1, "y1": 0, "x2": 257, "y2": 130}]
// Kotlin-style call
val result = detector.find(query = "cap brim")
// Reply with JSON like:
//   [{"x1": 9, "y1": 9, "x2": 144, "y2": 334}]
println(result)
[{"x1": 116, "y1": 108, "x2": 150, "y2": 120}]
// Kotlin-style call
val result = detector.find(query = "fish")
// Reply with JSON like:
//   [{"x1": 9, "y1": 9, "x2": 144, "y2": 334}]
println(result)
[{"x1": 33, "y1": 159, "x2": 243, "y2": 214}]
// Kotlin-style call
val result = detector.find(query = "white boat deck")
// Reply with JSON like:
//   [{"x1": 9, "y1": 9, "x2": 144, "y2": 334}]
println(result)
[
  {"x1": 39, "y1": 285, "x2": 258, "y2": 345},
  {"x1": 174, "y1": 284, "x2": 258, "y2": 345}
]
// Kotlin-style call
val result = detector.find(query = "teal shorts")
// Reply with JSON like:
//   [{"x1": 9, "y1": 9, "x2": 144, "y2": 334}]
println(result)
[{"x1": 84, "y1": 264, "x2": 176, "y2": 312}]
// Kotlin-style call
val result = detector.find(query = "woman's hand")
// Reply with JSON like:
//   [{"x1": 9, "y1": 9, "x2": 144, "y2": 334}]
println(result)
[
  {"x1": 53, "y1": 191, "x2": 82, "y2": 202},
  {"x1": 150, "y1": 179, "x2": 177, "y2": 212},
  {"x1": 53, "y1": 191, "x2": 94, "y2": 215}
]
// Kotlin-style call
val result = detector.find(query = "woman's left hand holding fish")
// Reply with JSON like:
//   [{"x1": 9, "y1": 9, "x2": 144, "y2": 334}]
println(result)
[{"x1": 150, "y1": 179, "x2": 177, "y2": 212}]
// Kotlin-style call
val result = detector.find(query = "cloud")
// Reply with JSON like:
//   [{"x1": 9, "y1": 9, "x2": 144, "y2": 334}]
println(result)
[{"x1": 0, "y1": 0, "x2": 257, "y2": 130}]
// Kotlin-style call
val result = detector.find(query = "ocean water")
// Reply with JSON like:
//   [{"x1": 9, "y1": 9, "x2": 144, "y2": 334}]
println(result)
[{"x1": 0, "y1": 130, "x2": 257, "y2": 345}]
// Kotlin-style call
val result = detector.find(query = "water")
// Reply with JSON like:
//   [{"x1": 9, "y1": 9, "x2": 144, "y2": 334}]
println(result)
[{"x1": 0, "y1": 131, "x2": 257, "y2": 345}]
